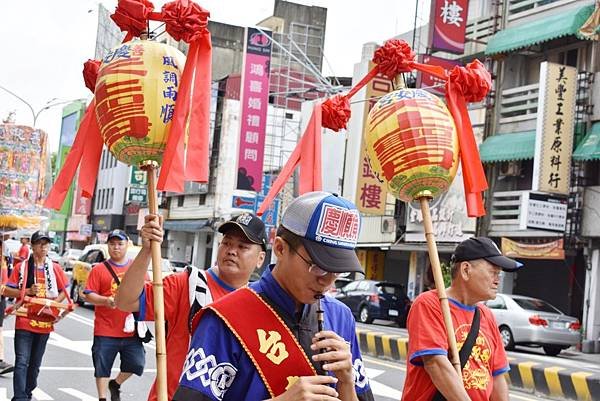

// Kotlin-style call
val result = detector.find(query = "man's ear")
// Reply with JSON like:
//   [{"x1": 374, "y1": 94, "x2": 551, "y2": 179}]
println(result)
[
  {"x1": 460, "y1": 261, "x2": 471, "y2": 281},
  {"x1": 256, "y1": 250, "x2": 266, "y2": 268},
  {"x1": 272, "y1": 236, "x2": 286, "y2": 259}
]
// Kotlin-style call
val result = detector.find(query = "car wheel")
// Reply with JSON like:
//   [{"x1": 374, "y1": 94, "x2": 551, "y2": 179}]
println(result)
[
  {"x1": 359, "y1": 306, "x2": 373, "y2": 324},
  {"x1": 71, "y1": 282, "x2": 84, "y2": 306},
  {"x1": 499, "y1": 325, "x2": 515, "y2": 350},
  {"x1": 543, "y1": 345, "x2": 562, "y2": 356}
]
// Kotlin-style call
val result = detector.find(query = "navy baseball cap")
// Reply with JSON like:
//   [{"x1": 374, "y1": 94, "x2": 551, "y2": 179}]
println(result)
[
  {"x1": 31, "y1": 231, "x2": 51, "y2": 244},
  {"x1": 218, "y1": 213, "x2": 268, "y2": 251},
  {"x1": 281, "y1": 191, "x2": 363, "y2": 274},
  {"x1": 452, "y1": 237, "x2": 523, "y2": 272},
  {"x1": 107, "y1": 229, "x2": 128, "y2": 242}
]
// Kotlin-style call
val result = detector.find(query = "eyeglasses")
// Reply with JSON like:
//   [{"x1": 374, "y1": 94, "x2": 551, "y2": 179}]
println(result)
[{"x1": 282, "y1": 239, "x2": 350, "y2": 278}]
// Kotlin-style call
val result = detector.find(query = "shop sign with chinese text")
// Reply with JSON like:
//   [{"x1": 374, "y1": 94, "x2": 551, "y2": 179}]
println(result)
[
  {"x1": 429, "y1": 0, "x2": 469, "y2": 54},
  {"x1": 533, "y1": 62, "x2": 576, "y2": 195},
  {"x1": 501, "y1": 237, "x2": 565, "y2": 260},
  {"x1": 355, "y1": 62, "x2": 391, "y2": 215},
  {"x1": 236, "y1": 27, "x2": 272, "y2": 192},
  {"x1": 524, "y1": 192, "x2": 568, "y2": 232}
]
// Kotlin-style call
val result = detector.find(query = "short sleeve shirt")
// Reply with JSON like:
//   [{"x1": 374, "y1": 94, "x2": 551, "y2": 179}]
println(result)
[
  {"x1": 84, "y1": 259, "x2": 135, "y2": 338},
  {"x1": 7, "y1": 261, "x2": 68, "y2": 334},
  {"x1": 401, "y1": 290, "x2": 509, "y2": 401},
  {"x1": 140, "y1": 268, "x2": 234, "y2": 401},
  {"x1": 173, "y1": 266, "x2": 373, "y2": 401}
]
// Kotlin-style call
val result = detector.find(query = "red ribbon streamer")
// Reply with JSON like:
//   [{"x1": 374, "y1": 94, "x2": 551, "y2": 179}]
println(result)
[
  {"x1": 258, "y1": 103, "x2": 322, "y2": 215},
  {"x1": 156, "y1": 2, "x2": 212, "y2": 191},
  {"x1": 82, "y1": 60, "x2": 101, "y2": 92},
  {"x1": 44, "y1": 101, "x2": 102, "y2": 209}
]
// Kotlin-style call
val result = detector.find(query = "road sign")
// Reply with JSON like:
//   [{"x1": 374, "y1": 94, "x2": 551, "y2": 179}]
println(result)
[{"x1": 232, "y1": 195, "x2": 256, "y2": 210}]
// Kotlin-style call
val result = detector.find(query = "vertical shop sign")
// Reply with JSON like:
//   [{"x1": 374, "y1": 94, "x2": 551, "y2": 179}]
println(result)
[{"x1": 236, "y1": 27, "x2": 273, "y2": 191}]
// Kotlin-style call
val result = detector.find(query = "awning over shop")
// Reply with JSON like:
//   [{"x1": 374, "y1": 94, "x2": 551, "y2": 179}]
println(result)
[
  {"x1": 479, "y1": 131, "x2": 536, "y2": 163},
  {"x1": 573, "y1": 122, "x2": 600, "y2": 161},
  {"x1": 163, "y1": 219, "x2": 210, "y2": 232},
  {"x1": 485, "y1": 5, "x2": 595, "y2": 56}
]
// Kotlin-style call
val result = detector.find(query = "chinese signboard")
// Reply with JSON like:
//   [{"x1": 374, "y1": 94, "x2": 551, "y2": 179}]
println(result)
[
  {"x1": 356, "y1": 62, "x2": 391, "y2": 215},
  {"x1": 502, "y1": 237, "x2": 565, "y2": 260},
  {"x1": 417, "y1": 55, "x2": 460, "y2": 95},
  {"x1": 0, "y1": 124, "x2": 47, "y2": 218},
  {"x1": 533, "y1": 62, "x2": 576, "y2": 195},
  {"x1": 128, "y1": 187, "x2": 148, "y2": 204},
  {"x1": 236, "y1": 27, "x2": 273, "y2": 191},
  {"x1": 524, "y1": 192, "x2": 568, "y2": 232},
  {"x1": 405, "y1": 167, "x2": 475, "y2": 242},
  {"x1": 128, "y1": 166, "x2": 148, "y2": 204},
  {"x1": 429, "y1": 0, "x2": 469, "y2": 54}
]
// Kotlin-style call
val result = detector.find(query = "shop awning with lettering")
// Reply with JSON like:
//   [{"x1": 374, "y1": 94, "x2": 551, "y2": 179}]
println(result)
[
  {"x1": 485, "y1": 5, "x2": 595, "y2": 56},
  {"x1": 479, "y1": 131, "x2": 536, "y2": 163},
  {"x1": 573, "y1": 122, "x2": 600, "y2": 161},
  {"x1": 163, "y1": 219, "x2": 210, "y2": 232}
]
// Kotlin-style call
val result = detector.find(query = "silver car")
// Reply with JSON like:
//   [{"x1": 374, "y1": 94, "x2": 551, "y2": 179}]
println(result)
[{"x1": 485, "y1": 294, "x2": 581, "y2": 356}]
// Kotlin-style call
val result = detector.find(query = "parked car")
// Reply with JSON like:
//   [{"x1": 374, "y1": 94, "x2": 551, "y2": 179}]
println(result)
[
  {"x1": 485, "y1": 293, "x2": 581, "y2": 356},
  {"x1": 47, "y1": 251, "x2": 61, "y2": 264},
  {"x1": 327, "y1": 277, "x2": 353, "y2": 296},
  {"x1": 335, "y1": 280, "x2": 411, "y2": 327},
  {"x1": 71, "y1": 244, "x2": 172, "y2": 306},
  {"x1": 59, "y1": 249, "x2": 83, "y2": 271}
]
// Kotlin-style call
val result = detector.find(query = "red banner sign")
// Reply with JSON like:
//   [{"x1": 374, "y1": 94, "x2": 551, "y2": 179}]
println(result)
[
  {"x1": 417, "y1": 55, "x2": 461, "y2": 95},
  {"x1": 429, "y1": 0, "x2": 469, "y2": 54}
]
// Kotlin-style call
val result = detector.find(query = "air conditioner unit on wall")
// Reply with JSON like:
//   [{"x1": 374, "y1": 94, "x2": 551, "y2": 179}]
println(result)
[
  {"x1": 499, "y1": 161, "x2": 521, "y2": 177},
  {"x1": 381, "y1": 217, "x2": 397, "y2": 233}
]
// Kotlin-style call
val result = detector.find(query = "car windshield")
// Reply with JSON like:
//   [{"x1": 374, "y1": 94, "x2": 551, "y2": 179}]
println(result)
[{"x1": 513, "y1": 298, "x2": 562, "y2": 314}]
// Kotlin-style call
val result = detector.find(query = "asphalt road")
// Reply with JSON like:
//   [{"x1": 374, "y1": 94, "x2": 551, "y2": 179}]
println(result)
[{"x1": 0, "y1": 308, "x2": 565, "y2": 400}]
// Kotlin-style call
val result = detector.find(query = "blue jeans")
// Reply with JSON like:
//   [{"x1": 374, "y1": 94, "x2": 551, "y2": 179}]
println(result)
[{"x1": 12, "y1": 330, "x2": 49, "y2": 401}]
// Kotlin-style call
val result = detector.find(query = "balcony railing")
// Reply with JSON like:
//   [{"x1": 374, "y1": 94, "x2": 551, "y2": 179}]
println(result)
[
  {"x1": 508, "y1": 0, "x2": 580, "y2": 23},
  {"x1": 499, "y1": 83, "x2": 539, "y2": 124}
]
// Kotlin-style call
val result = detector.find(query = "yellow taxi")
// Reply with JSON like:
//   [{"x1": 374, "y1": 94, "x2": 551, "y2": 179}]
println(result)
[{"x1": 70, "y1": 243, "x2": 174, "y2": 305}]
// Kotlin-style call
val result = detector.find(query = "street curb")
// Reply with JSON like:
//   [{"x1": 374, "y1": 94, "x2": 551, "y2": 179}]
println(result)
[{"x1": 356, "y1": 329, "x2": 600, "y2": 401}]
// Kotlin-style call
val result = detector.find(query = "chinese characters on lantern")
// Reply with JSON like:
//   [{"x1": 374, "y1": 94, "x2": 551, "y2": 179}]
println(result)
[
  {"x1": 355, "y1": 63, "x2": 391, "y2": 215},
  {"x1": 236, "y1": 27, "x2": 273, "y2": 191},
  {"x1": 533, "y1": 62, "x2": 576, "y2": 195},
  {"x1": 429, "y1": 0, "x2": 469, "y2": 54}
]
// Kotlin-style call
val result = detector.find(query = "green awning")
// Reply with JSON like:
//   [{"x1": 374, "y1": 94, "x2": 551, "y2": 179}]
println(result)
[
  {"x1": 573, "y1": 123, "x2": 600, "y2": 161},
  {"x1": 485, "y1": 5, "x2": 595, "y2": 56},
  {"x1": 479, "y1": 131, "x2": 536, "y2": 163}
]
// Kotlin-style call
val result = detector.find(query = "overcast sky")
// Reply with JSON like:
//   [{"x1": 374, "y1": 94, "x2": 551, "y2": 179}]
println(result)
[{"x1": 0, "y1": 0, "x2": 426, "y2": 154}]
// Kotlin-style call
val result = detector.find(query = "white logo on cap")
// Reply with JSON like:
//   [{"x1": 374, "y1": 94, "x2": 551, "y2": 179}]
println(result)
[
  {"x1": 315, "y1": 204, "x2": 359, "y2": 248},
  {"x1": 489, "y1": 240, "x2": 501, "y2": 255},
  {"x1": 236, "y1": 214, "x2": 252, "y2": 226}
]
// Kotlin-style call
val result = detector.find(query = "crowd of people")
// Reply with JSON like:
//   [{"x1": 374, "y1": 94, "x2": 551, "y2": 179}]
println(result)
[{"x1": 0, "y1": 191, "x2": 521, "y2": 401}]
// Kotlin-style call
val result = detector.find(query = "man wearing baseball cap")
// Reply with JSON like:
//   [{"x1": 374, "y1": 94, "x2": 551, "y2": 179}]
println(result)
[
  {"x1": 174, "y1": 192, "x2": 374, "y2": 401},
  {"x1": 402, "y1": 237, "x2": 523, "y2": 401},
  {"x1": 83, "y1": 229, "x2": 146, "y2": 401},
  {"x1": 4, "y1": 231, "x2": 69, "y2": 401},
  {"x1": 115, "y1": 213, "x2": 267, "y2": 401}
]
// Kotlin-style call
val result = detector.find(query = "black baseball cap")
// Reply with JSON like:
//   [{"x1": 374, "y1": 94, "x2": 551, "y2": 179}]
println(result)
[
  {"x1": 107, "y1": 229, "x2": 129, "y2": 242},
  {"x1": 31, "y1": 231, "x2": 51, "y2": 244},
  {"x1": 452, "y1": 237, "x2": 523, "y2": 272},
  {"x1": 218, "y1": 213, "x2": 267, "y2": 251}
]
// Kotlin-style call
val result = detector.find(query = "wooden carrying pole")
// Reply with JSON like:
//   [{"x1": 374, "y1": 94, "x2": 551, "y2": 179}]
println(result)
[
  {"x1": 420, "y1": 197, "x2": 462, "y2": 377},
  {"x1": 142, "y1": 161, "x2": 168, "y2": 401}
]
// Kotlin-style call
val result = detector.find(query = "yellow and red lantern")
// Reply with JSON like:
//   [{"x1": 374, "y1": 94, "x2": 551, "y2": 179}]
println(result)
[
  {"x1": 365, "y1": 88, "x2": 459, "y2": 202},
  {"x1": 95, "y1": 40, "x2": 186, "y2": 166}
]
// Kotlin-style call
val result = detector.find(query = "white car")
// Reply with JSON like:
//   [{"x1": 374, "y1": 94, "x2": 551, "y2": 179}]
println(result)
[{"x1": 59, "y1": 249, "x2": 83, "y2": 271}]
